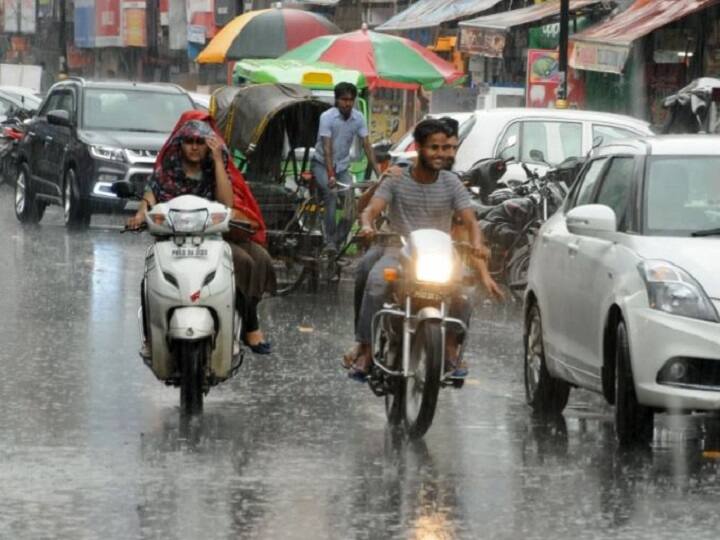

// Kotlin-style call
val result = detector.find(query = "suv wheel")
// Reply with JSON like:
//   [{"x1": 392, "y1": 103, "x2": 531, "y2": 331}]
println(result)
[
  {"x1": 64, "y1": 168, "x2": 90, "y2": 229},
  {"x1": 15, "y1": 163, "x2": 44, "y2": 224},
  {"x1": 524, "y1": 304, "x2": 570, "y2": 416},
  {"x1": 614, "y1": 321, "x2": 654, "y2": 447}
]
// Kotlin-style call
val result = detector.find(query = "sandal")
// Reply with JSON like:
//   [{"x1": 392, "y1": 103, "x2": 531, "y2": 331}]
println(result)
[
  {"x1": 342, "y1": 346, "x2": 361, "y2": 370},
  {"x1": 348, "y1": 363, "x2": 369, "y2": 382}
]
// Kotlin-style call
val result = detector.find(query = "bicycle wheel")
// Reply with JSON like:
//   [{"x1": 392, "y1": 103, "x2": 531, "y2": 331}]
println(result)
[{"x1": 273, "y1": 201, "x2": 324, "y2": 295}]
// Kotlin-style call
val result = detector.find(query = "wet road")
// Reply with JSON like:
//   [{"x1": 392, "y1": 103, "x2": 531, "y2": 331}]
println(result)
[{"x1": 2, "y1": 184, "x2": 720, "y2": 539}]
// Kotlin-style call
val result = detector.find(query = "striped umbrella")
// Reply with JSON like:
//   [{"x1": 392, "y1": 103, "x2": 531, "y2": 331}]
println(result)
[
  {"x1": 280, "y1": 27, "x2": 464, "y2": 90},
  {"x1": 197, "y1": 8, "x2": 340, "y2": 64}
]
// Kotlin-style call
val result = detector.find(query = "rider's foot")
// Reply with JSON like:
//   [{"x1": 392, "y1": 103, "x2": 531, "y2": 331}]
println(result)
[
  {"x1": 243, "y1": 330, "x2": 272, "y2": 355},
  {"x1": 347, "y1": 344, "x2": 371, "y2": 381},
  {"x1": 342, "y1": 344, "x2": 362, "y2": 370}
]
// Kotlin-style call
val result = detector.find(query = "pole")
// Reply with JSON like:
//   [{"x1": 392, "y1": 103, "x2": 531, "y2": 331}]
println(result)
[
  {"x1": 556, "y1": 0, "x2": 569, "y2": 109},
  {"x1": 58, "y1": 0, "x2": 67, "y2": 75}
]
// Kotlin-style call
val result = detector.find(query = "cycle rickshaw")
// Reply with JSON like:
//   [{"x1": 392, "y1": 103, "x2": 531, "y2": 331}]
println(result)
[{"x1": 210, "y1": 83, "x2": 362, "y2": 295}]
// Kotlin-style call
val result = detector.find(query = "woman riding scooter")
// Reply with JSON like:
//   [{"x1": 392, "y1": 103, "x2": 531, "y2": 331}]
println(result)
[{"x1": 127, "y1": 111, "x2": 275, "y2": 354}]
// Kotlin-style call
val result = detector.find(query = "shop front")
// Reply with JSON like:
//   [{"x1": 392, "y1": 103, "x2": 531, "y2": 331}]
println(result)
[{"x1": 570, "y1": 0, "x2": 720, "y2": 124}]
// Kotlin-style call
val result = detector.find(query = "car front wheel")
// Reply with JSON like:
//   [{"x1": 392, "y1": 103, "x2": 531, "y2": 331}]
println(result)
[
  {"x1": 64, "y1": 168, "x2": 90, "y2": 229},
  {"x1": 614, "y1": 321, "x2": 654, "y2": 447},
  {"x1": 524, "y1": 304, "x2": 570, "y2": 416},
  {"x1": 15, "y1": 163, "x2": 43, "y2": 224}
]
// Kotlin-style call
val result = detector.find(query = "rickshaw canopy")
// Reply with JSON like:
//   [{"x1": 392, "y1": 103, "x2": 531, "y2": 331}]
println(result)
[
  {"x1": 233, "y1": 59, "x2": 368, "y2": 91},
  {"x1": 209, "y1": 83, "x2": 330, "y2": 182}
]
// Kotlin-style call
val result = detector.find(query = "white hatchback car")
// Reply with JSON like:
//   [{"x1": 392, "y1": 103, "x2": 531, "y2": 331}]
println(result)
[
  {"x1": 524, "y1": 135, "x2": 720, "y2": 446},
  {"x1": 389, "y1": 108, "x2": 653, "y2": 182}
]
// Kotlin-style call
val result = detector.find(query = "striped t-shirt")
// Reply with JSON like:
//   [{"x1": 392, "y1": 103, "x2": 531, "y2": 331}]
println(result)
[{"x1": 375, "y1": 169, "x2": 472, "y2": 237}]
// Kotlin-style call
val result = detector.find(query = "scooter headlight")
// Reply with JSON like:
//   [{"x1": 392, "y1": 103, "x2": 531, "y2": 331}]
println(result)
[
  {"x1": 168, "y1": 209, "x2": 209, "y2": 234},
  {"x1": 415, "y1": 253, "x2": 453, "y2": 284}
]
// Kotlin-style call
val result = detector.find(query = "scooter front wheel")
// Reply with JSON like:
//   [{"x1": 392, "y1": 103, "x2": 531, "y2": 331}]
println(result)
[
  {"x1": 178, "y1": 340, "x2": 208, "y2": 414},
  {"x1": 404, "y1": 321, "x2": 442, "y2": 439}
]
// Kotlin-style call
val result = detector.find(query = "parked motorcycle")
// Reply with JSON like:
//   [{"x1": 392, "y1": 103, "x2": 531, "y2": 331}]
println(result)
[
  {"x1": 480, "y1": 154, "x2": 572, "y2": 297},
  {"x1": 662, "y1": 77, "x2": 720, "y2": 135},
  {"x1": 113, "y1": 182, "x2": 251, "y2": 413},
  {"x1": 366, "y1": 230, "x2": 472, "y2": 439},
  {"x1": 0, "y1": 117, "x2": 26, "y2": 185}
]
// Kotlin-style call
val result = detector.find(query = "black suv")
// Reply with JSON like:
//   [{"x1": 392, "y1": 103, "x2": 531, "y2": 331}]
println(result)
[{"x1": 14, "y1": 78, "x2": 196, "y2": 228}]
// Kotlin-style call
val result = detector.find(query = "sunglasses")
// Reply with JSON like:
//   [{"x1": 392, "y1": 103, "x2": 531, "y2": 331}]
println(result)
[{"x1": 182, "y1": 137, "x2": 206, "y2": 146}]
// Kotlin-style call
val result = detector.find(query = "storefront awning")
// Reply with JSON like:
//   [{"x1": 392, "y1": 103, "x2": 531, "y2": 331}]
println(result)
[
  {"x1": 377, "y1": 0, "x2": 503, "y2": 32},
  {"x1": 459, "y1": 0, "x2": 606, "y2": 57},
  {"x1": 570, "y1": 0, "x2": 720, "y2": 74}
]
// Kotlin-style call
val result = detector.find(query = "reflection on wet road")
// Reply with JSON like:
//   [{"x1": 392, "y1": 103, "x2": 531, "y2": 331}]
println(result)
[{"x1": 1, "y1": 185, "x2": 719, "y2": 539}]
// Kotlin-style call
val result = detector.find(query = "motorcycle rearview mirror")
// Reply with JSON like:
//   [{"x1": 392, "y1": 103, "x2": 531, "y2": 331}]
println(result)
[
  {"x1": 390, "y1": 117, "x2": 400, "y2": 135},
  {"x1": 111, "y1": 181, "x2": 135, "y2": 199}
]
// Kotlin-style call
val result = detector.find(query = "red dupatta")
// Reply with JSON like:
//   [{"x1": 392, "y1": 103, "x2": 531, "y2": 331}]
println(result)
[{"x1": 157, "y1": 110, "x2": 267, "y2": 245}]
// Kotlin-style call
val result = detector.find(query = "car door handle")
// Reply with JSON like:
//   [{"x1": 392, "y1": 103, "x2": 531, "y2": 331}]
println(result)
[{"x1": 568, "y1": 242, "x2": 579, "y2": 256}]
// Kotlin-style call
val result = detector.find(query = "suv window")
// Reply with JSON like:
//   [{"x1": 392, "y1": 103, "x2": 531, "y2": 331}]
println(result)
[
  {"x1": 39, "y1": 90, "x2": 75, "y2": 118},
  {"x1": 521, "y1": 121, "x2": 582, "y2": 165},
  {"x1": 593, "y1": 124, "x2": 639, "y2": 145},
  {"x1": 594, "y1": 157, "x2": 635, "y2": 230},
  {"x1": 571, "y1": 157, "x2": 607, "y2": 208}
]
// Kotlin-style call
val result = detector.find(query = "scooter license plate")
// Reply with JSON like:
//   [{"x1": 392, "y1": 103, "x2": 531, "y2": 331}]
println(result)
[{"x1": 172, "y1": 247, "x2": 208, "y2": 258}]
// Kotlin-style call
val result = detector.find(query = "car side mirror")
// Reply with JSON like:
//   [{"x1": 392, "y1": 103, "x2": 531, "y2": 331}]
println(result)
[
  {"x1": 111, "y1": 181, "x2": 135, "y2": 199},
  {"x1": 566, "y1": 204, "x2": 616, "y2": 235},
  {"x1": 47, "y1": 109, "x2": 73, "y2": 128}
]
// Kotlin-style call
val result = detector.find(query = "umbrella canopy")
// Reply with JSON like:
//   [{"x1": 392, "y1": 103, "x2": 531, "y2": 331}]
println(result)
[
  {"x1": 280, "y1": 27, "x2": 464, "y2": 90},
  {"x1": 197, "y1": 8, "x2": 340, "y2": 64}
]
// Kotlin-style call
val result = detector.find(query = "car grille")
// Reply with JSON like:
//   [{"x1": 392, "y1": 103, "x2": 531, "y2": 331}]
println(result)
[{"x1": 126, "y1": 148, "x2": 158, "y2": 161}]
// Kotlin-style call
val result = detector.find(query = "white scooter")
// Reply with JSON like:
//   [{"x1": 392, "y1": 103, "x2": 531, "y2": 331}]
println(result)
[{"x1": 114, "y1": 183, "x2": 249, "y2": 413}]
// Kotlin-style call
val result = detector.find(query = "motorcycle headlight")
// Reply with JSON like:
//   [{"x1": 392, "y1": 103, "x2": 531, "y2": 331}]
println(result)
[
  {"x1": 638, "y1": 260, "x2": 719, "y2": 322},
  {"x1": 168, "y1": 209, "x2": 209, "y2": 234},
  {"x1": 415, "y1": 253, "x2": 453, "y2": 284},
  {"x1": 89, "y1": 144, "x2": 126, "y2": 162}
]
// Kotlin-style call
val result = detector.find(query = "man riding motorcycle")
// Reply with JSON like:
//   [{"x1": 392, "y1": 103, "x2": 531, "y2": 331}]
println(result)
[{"x1": 345, "y1": 119, "x2": 494, "y2": 380}]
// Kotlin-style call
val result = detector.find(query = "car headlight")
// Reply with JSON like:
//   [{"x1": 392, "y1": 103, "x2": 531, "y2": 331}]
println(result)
[
  {"x1": 89, "y1": 144, "x2": 126, "y2": 162},
  {"x1": 415, "y1": 253, "x2": 453, "y2": 284},
  {"x1": 168, "y1": 209, "x2": 209, "y2": 234},
  {"x1": 638, "y1": 260, "x2": 719, "y2": 322}
]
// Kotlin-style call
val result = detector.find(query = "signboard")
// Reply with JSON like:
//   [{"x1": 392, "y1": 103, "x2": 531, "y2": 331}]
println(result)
[
  {"x1": 0, "y1": 63, "x2": 42, "y2": 91},
  {"x1": 3, "y1": 0, "x2": 37, "y2": 34},
  {"x1": 459, "y1": 27, "x2": 506, "y2": 58},
  {"x1": 527, "y1": 49, "x2": 585, "y2": 108},
  {"x1": 569, "y1": 41, "x2": 630, "y2": 75},
  {"x1": 122, "y1": 1, "x2": 147, "y2": 47},
  {"x1": 95, "y1": 0, "x2": 122, "y2": 47},
  {"x1": 160, "y1": 0, "x2": 169, "y2": 25},
  {"x1": 188, "y1": 0, "x2": 216, "y2": 38},
  {"x1": 74, "y1": 0, "x2": 96, "y2": 47},
  {"x1": 187, "y1": 24, "x2": 206, "y2": 44},
  {"x1": 528, "y1": 16, "x2": 590, "y2": 50}
]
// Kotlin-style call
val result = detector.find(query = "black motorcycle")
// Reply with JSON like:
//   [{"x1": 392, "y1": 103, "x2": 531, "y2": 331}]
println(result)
[{"x1": 366, "y1": 231, "x2": 474, "y2": 439}]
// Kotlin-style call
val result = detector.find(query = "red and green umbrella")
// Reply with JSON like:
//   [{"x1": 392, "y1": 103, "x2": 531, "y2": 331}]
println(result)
[
  {"x1": 197, "y1": 8, "x2": 340, "y2": 64},
  {"x1": 280, "y1": 27, "x2": 464, "y2": 90}
]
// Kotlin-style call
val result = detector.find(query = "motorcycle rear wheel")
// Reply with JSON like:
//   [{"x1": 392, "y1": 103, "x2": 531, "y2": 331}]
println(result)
[
  {"x1": 404, "y1": 321, "x2": 442, "y2": 439},
  {"x1": 178, "y1": 340, "x2": 207, "y2": 414}
]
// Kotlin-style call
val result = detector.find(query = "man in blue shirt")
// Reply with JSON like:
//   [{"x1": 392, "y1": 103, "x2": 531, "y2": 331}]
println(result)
[{"x1": 312, "y1": 82, "x2": 380, "y2": 252}]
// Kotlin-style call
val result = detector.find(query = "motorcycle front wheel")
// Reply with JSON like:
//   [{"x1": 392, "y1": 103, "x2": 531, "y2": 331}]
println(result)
[
  {"x1": 404, "y1": 321, "x2": 442, "y2": 439},
  {"x1": 178, "y1": 340, "x2": 208, "y2": 414}
]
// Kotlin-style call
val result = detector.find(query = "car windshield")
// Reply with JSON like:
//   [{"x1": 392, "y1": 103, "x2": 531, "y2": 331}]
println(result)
[
  {"x1": 645, "y1": 156, "x2": 720, "y2": 235},
  {"x1": 82, "y1": 88, "x2": 194, "y2": 132}
]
